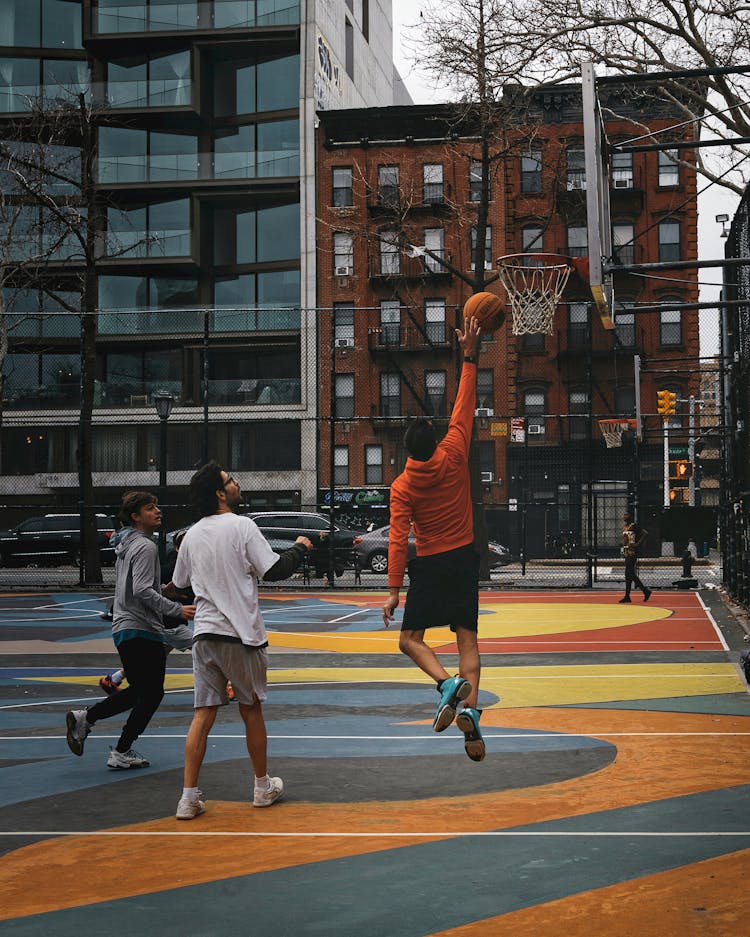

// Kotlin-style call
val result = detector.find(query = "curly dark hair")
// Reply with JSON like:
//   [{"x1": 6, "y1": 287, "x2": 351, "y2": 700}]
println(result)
[
  {"x1": 404, "y1": 418, "x2": 437, "y2": 462},
  {"x1": 189, "y1": 460, "x2": 225, "y2": 518},
  {"x1": 118, "y1": 491, "x2": 158, "y2": 526}
]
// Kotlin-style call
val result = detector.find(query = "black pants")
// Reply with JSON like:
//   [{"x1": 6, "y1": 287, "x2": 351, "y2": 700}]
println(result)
[
  {"x1": 86, "y1": 637, "x2": 167, "y2": 753},
  {"x1": 624, "y1": 555, "x2": 647, "y2": 597}
]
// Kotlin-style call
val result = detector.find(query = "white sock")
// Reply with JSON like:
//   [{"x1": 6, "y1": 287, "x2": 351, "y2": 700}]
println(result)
[
  {"x1": 112, "y1": 670, "x2": 125, "y2": 686},
  {"x1": 254, "y1": 774, "x2": 270, "y2": 790},
  {"x1": 182, "y1": 787, "x2": 200, "y2": 801}
]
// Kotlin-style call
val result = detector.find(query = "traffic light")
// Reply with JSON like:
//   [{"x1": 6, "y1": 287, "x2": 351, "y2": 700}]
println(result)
[
  {"x1": 669, "y1": 488, "x2": 688, "y2": 504},
  {"x1": 656, "y1": 390, "x2": 677, "y2": 416},
  {"x1": 669, "y1": 460, "x2": 692, "y2": 481}
]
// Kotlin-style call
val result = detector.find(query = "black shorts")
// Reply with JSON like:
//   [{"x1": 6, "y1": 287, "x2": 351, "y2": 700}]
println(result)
[{"x1": 402, "y1": 543, "x2": 479, "y2": 632}]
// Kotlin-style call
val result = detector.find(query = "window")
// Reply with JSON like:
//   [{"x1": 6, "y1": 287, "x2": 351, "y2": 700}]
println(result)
[
  {"x1": 521, "y1": 149, "x2": 542, "y2": 193},
  {"x1": 658, "y1": 149, "x2": 679, "y2": 187},
  {"x1": 378, "y1": 165, "x2": 399, "y2": 208},
  {"x1": 213, "y1": 202, "x2": 299, "y2": 265},
  {"x1": 521, "y1": 331, "x2": 545, "y2": 352},
  {"x1": 205, "y1": 346, "x2": 300, "y2": 406},
  {"x1": 613, "y1": 223, "x2": 634, "y2": 266},
  {"x1": 425, "y1": 370, "x2": 446, "y2": 416},
  {"x1": 611, "y1": 151, "x2": 633, "y2": 189},
  {"x1": 567, "y1": 225, "x2": 587, "y2": 257},
  {"x1": 568, "y1": 302, "x2": 590, "y2": 347},
  {"x1": 213, "y1": 54, "x2": 299, "y2": 117},
  {"x1": 335, "y1": 374, "x2": 355, "y2": 419},
  {"x1": 212, "y1": 120, "x2": 299, "y2": 180},
  {"x1": 332, "y1": 166, "x2": 353, "y2": 206},
  {"x1": 569, "y1": 389, "x2": 589, "y2": 440},
  {"x1": 615, "y1": 307, "x2": 636, "y2": 347},
  {"x1": 566, "y1": 148, "x2": 586, "y2": 189},
  {"x1": 345, "y1": 17, "x2": 354, "y2": 80},
  {"x1": 107, "y1": 198, "x2": 191, "y2": 258},
  {"x1": 103, "y1": 349, "x2": 182, "y2": 407},
  {"x1": 334, "y1": 446, "x2": 349, "y2": 485},
  {"x1": 108, "y1": 50, "x2": 190, "y2": 108},
  {"x1": 380, "y1": 372, "x2": 400, "y2": 416},
  {"x1": 479, "y1": 440, "x2": 495, "y2": 477},
  {"x1": 425, "y1": 299, "x2": 446, "y2": 343},
  {"x1": 423, "y1": 163, "x2": 444, "y2": 203},
  {"x1": 365, "y1": 444, "x2": 383, "y2": 484},
  {"x1": 469, "y1": 159, "x2": 483, "y2": 201},
  {"x1": 424, "y1": 228, "x2": 445, "y2": 272},
  {"x1": 334, "y1": 302, "x2": 354, "y2": 344},
  {"x1": 477, "y1": 369, "x2": 494, "y2": 409},
  {"x1": 470, "y1": 226, "x2": 492, "y2": 270},
  {"x1": 380, "y1": 300, "x2": 400, "y2": 345},
  {"x1": 660, "y1": 303, "x2": 682, "y2": 346},
  {"x1": 614, "y1": 385, "x2": 635, "y2": 417},
  {"x1": 658, "y1": 220, "x2": 680, "y2": 262},
  {"x1": 524, "y1": 389, "x2": 546, "y2": 434},
  {"x1": 2, "y1": 352, "x2": 79, "y2": 409},
  {"x1": 379, "y1": 229, "x2": 400, "y2": 274},
  {"x1": 522, "y1": 225, "x2": 544, "y2": 256},
  {"x1": 333, "y1": 232, "x2": 354, "y2": 273},
  {"x1": 0, "y1": 0, "x2": 83, "y2": 48}
]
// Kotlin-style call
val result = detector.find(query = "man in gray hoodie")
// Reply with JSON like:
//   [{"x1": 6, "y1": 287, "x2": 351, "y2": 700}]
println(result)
[{"x1": 66, "y1": 491, "x2": 195, "y2": 768}]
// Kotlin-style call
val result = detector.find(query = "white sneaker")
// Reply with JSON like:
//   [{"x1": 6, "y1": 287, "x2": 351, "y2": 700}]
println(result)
[
  {"x1": 176, "y1": 792, "x2": 206, "y2": 820},
  {"x1": 107, "y1": 747, "x2": 150, "y2": 769},
  {"x1": 253, "y1": 776, "x2": 284, "y2": 807},
  {"x1": 65, "y1": 710, "x2": 91, "y2": 756}
]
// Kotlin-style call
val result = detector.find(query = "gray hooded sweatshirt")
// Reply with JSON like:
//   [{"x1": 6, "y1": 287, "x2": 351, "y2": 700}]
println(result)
[{"x1": 112, "y1": 527, "x2": 184, "y2": 647}]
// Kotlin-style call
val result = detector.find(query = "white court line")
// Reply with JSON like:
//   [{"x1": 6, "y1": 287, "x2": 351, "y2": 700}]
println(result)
[
  {"x1": 697, "y1": 592, "x2": 730, "y2": 651},
  {"x1": 0, "y1": 613, "x2": 104, "y2": 624},
  {"x1": 329, "y1": 610, "x2": 371, "y2": 623},
  {"x1": 0, "y1": 830, "x2": 748, "y2": 839},
  {"x1": 4, "y1": 731, "x2": 749, "y2": 742}
]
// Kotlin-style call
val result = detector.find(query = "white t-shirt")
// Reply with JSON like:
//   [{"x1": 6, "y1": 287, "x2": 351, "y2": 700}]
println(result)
[{"x1": 172, "y1": 512, "x2": 279, "y2": 646}]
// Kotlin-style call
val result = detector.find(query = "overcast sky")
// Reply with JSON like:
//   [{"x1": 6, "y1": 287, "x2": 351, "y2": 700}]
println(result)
[{"x1": 390, "y1": 5, "x2": 739, "y2": 337}]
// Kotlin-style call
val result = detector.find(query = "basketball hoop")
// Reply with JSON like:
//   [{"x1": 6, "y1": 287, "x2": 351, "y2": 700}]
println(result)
[
  {"x1": 599, "y1": 418, "x2": 637, "y2": 448},
  {"x1": 496, "y1": 253, "x2": 574, "y2": 335}
]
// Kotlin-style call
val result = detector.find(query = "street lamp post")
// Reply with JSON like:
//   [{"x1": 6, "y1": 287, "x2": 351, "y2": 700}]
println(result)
[{"x1": 153, "y1": 391, "x2": 174, "y2": 565}]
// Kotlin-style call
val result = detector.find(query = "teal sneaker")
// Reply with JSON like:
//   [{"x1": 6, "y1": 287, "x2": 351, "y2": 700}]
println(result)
[
  {"x1": 456, "y1": 707, "x2": 485, "y2": 762},
  {"x1": 433, "y1": 675, "x2": 471, "y2": 732}
]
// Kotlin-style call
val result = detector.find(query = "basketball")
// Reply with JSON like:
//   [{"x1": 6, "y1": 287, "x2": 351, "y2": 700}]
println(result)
[{"x1": 463, "y1": 291, "x2": 505, "y2": 334}]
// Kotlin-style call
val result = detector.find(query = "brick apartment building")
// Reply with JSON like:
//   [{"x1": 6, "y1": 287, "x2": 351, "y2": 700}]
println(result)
[{"x1": 316, "y1": 85, "x2": 700, "y2": 554}]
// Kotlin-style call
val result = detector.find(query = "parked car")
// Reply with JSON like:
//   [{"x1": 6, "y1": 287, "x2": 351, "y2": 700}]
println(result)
[
  {"x1": 0, "y1": 513, "x2": 118, "y2": 567},
  {"x1": 248, "y1": 511, "x2": 362, "y2": 578},
  {"x1": 354, "y1": 524, "x2": 511, "y2": 574}
]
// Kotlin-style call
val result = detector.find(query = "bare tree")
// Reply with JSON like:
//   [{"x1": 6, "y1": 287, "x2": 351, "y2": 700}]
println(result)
[
  {"x1": 0, "y1": 92, "x2": 151, "y2": 582},
  {"x1": 409, "y1": 0, "x2": 750, "y2": 193}
]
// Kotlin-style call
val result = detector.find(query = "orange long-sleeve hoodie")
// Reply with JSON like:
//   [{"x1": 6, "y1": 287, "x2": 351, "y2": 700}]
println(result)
[{"x1": 387, "y1": 361, "x2": 476, "y2": 588}]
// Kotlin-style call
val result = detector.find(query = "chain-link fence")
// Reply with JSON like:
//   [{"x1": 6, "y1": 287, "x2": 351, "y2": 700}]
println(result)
[{"x1": 0, "y1": 300, "x2": 732, "y2": 591}]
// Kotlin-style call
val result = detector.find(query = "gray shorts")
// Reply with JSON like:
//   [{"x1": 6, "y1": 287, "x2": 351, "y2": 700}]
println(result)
[{"x1": 192, "y1": 638, "x2": 268, "y2": 708}]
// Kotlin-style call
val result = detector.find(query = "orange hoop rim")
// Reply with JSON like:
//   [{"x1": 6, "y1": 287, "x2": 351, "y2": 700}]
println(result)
[{"x1": 598, "y1": 419, "x2": 637, "y2": 428}]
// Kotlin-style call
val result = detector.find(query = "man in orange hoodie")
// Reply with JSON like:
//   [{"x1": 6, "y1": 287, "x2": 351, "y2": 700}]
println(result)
[{"x1": 382, "y1": 315, "x2": 485, "y2": 762}]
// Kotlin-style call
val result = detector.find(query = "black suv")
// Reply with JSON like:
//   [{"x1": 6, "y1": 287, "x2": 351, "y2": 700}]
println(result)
[
  {"x1": 248, "y1": 512, "x2": 362, "y2": 578},
  {"x1": 0, "y1": 514, "x2": 118, "y2": 567}
]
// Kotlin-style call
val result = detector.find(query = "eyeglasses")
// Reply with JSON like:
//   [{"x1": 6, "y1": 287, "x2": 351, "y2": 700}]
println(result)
[{"x1": 223, "y1": 474, "x2": 238, "y2": 488}]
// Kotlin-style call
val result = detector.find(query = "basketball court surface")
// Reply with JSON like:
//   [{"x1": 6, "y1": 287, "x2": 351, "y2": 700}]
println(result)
[{"x1": 0, "y1": 588, "x2": 749, "y2": 935}]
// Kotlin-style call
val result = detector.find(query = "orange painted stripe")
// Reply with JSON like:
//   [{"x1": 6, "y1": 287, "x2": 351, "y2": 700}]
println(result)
[{"x1": 430, "y1": 848, "x2": 750, "y2": 937}]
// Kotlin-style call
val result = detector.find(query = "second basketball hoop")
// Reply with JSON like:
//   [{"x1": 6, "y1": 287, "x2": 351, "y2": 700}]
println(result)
[{"x1": 496, "y1": 253, "x2": 574, "y2": 336}]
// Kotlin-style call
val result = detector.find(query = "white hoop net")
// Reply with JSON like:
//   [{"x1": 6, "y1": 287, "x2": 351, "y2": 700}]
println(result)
[
  {"x1": 599, "y1": 420, "x2": 631, "y2": 449},
  {"x1": 497, "y1": 255, "x2": 573, "y2": 335}
]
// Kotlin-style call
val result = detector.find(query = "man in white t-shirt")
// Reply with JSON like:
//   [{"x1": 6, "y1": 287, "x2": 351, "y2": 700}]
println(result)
[{"x1": 172, "y1": 461, "x2": 312, "y2": 820}]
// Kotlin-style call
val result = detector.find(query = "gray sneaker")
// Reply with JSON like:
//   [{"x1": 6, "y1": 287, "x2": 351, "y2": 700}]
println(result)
[
  {"x1": 176, "y1": 792, "x2": 206, "y2": 820},
  {"x1": 253, "y1": 776, "x2": 284, "y2": 807},
  {"x1": 107, "y1": 747, "x2": 150, "y2": 769},
  {"x1": 65, "y1": 710, "x2": 91, "y2": 756}
]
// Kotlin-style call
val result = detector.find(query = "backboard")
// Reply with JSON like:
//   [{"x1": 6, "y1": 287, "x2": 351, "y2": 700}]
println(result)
[{"x1": 582, "y1": 62, "x2": 615, "y2": 330}]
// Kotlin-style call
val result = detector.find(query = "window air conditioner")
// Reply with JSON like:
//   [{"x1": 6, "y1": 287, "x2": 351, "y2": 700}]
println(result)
[
  {"x1": 527, "y1": 423, "x2": 545, "y2": 434},
  {"x1": 481, "y1": 471, "x2": 494, "y2": 483},
  {"x1": 475, "y1": 407, "x2": 494, "y2": 418},
  {"x1": 336, "y1": 338, "x2": 354, "y2": 348},
  {"x1": 614, "y1": 178, "x2": 631, "y2": 189},
  {"x1": 335, "y1": 265, "x2": 352, "y2": 277}
]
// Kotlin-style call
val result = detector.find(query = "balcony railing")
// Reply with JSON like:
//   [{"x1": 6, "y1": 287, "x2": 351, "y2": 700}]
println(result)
[
  {"x1": 97, "y1": 306, "x2": 301, "y2": 336},
  {"x1": 368, "y1": 324, "x2": 453, "y2": 350},
  {"x1": 93, "y1": 0, "x2": 300, "y2": 34},
  {"x1": 368, "y1": 252, "x2": 452, "y2": 280},
  {"x1": 97, "y1": 148, "x2": 300, "y2": 183}
]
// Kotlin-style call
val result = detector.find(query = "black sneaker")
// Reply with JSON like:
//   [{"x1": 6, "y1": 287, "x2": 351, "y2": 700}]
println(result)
[
  {"x1": 643, "y1": 588, "x2": 652, "y2": 602},
  {"x1": 618, "y1": 596, "x2": 631, "y2": 604}
]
